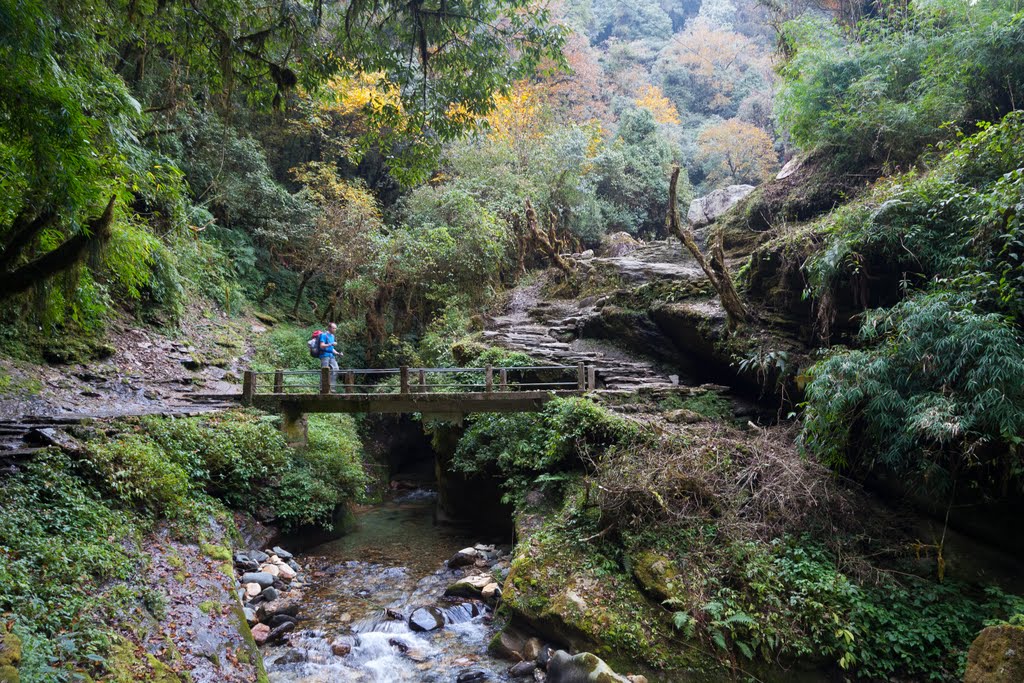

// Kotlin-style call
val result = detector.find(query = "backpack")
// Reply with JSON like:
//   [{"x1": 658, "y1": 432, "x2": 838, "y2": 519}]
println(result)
[{"x1": 308, "y1": 330, "x2": 323, "y2": 358}]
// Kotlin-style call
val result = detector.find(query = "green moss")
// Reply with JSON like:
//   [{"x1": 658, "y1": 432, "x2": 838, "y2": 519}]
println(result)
[
  {"x1": 106, "y1": 638, "x2": 186, "y2": 683},
  {"x1": 200, "y1": 543, "x2": 232, "y2": 562},
  {"x1": 631, "y1": 551, "x2": 680, "y2": 604},
  {"x1": 198, "y1": 600, "x2": 220, "y2": 616},
  {"x1": 229, "y1": 602, "x2": 270, "y2": 683},
  {"x1": 501, "y1": 500, "x2": 708, "y2": 673},
  {"x1": 659, "y1": 390, "x2": 732, "y2": 420},
  {"x1": 0, "y1": 369, "x2": 42, "y2": 397}
]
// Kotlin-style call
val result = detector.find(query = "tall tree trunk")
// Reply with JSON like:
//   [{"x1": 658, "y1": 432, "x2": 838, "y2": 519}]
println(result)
[
  {"x1": 664, "y1": 166, "x2": 750, "y2": 325},
  {"x1": 291, "y1": 269, "x2": 315, "y2": 316}
]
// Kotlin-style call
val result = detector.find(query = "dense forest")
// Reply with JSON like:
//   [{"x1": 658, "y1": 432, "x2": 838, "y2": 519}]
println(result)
[{"x1": 3, "y1": 0, "x2": 1024, "y2": 680}]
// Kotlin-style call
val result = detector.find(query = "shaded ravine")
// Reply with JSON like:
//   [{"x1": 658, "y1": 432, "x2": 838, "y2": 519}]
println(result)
[{"x1": 263, "y1": 491, "x2": 514, "y2": 682}]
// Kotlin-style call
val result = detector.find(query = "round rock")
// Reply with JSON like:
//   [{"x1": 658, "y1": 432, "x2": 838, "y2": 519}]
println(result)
[
  {"x1": 240, "y1": 571, "x2": 275, "y2": 588},
  {"x1": 408, "y1": 606, "x2": 445, "y2": 632}
]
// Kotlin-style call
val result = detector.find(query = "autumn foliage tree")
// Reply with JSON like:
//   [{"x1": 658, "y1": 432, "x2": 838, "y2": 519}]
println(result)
[
  {"x1": 696, "y1": 119, "x2": 778, "y2": 186},
  {"x1": 287, "y1": 163, "x2": 382, "y2": 315},
  {"x1": 656, "y1": 19, "x2": 772, "y2": 118},
  {"x1": 635, "y1": 85, "x2": 681, "y2": 125}
]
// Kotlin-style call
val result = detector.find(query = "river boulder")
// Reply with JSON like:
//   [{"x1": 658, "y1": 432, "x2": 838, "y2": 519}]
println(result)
[
  {"x1": 409, "y1": 606, "x2": 445, "y2": 632},
  {"x1": 546, "y1": 650, "x2": 631, "y2": 683},
  {"x1": 448, "y1": 547, "x2": 479, "y2": 569},
  {"x1": 444, "y1": 573, "x2": 493, "y2": 599},
  {"x1": 687, "y1": 185, "x2": 756, "y2": 227}
]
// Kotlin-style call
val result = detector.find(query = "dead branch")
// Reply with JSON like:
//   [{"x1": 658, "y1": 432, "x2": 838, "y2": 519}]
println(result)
[{"x1": 665, "y1": 165, "x2": 750, "y2": 325}]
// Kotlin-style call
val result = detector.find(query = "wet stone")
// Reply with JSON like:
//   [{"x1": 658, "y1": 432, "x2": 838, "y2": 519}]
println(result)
[
  {"x1": 267, "y1": 614, "x2": 297, "y2": 628},
  {"x1": 267, "y1": 620, "x2": 296, "y2": 644},
  {"x1": 262, "y1": 586, "x2": 279, "y2": 602},
  {"x1": 510, "y1": 661, "x2": 537, "y2": 678},
  {"x1": 457, "y1": 670, "x2": 491, "y2": 682},
  {"x1": 249, "y1": 550, "x2": 269, "y2": 563},
  {"x1": 274, "y1": 649, "x2": 305, "y2": 666},
  {"x1": 409, "y1": 606, "x2": 445, "y2": 632},
  {"x1": 272, "y1": 546, "x2": 294, "y2": 560},
  {"x1": 240, "y1": 571, "x2": 274, "y2": 588},
  {"x1": 252, "y1": 623, "x2": 271, "y2": 645}
]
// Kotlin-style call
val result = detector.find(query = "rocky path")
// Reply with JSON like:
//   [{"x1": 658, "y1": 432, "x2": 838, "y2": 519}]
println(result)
[
  {"x1": 483, "y1": 240, "x2": 708, "y2": 393},
  {"x1": 0, "y1": 313, "x2": 255, "y2": 457}
]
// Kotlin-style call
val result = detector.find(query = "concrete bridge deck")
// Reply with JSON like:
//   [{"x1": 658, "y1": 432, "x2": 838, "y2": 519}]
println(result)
[{"x1": 240, "y1": 364, "x2": 595, "y2": 419}]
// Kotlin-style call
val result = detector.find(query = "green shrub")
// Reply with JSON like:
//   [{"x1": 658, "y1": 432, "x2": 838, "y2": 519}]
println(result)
[
  {"x1": 0, "y1": 451, "x2": 145, "y2": 679},
  {"x1": 142, "y1": 412, "x2": 289, "y2": 509},
  {"x1": 454, "y1": 397, "x2": 636, "y2": 503},
  {"x1": 777, "y1": 2, "x2": 1024, "y2": 167},
  {"x1": 81, "y1": 435, "x2": 190, "y2": 516},
  {"x1": 801, "y1": 291, "x2": 1024, "y2": 488},
  {"x1": 665, "y1": 537, "x2": 1024, "y2": 680}
]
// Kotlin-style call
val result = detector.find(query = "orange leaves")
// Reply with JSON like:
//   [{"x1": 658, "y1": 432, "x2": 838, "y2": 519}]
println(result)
[
  {"x1": 696, "y1": 119, "x2": 778, "y2": 186},
  {"x1": 635, "y1": 85, "x2": 681, "y2": 125}
]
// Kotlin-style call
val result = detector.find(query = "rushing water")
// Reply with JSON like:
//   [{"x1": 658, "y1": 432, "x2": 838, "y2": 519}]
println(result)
[{"x1": 264, "y1": 490, "x2": 515, "y2": 682}]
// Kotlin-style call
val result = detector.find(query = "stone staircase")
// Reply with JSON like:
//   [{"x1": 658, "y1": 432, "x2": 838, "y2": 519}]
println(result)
[{"x1": 482, "y1": 283, "x2": 682, "y2": 392}]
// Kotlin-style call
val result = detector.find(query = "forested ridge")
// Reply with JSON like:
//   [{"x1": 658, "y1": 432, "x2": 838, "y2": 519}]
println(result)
[{"x1": 3, "y1": 0, "x2": 1024, "y2": 680}]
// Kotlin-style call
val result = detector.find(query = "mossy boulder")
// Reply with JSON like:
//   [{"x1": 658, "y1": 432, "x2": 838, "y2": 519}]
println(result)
[
  {"x1": 501, "y1": 508, "x2": 711, "y2": 673},
  {"x1": 964, "y1": 624, "x2": 1024, "y2": 683},
  {"x1": 0, "y1": 629, "x2": 21, "y2": 683},
  {"x1": 630, "y1": 552, "x2": 680, "y2": 604},
  {"x1": 547, "y1": 650, "x2": 631, "y2": 683}
]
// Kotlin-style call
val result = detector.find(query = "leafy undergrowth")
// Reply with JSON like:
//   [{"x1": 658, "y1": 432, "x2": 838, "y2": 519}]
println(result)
[
  {"x1": 0, "y1": 409, "x2": 366, "y2": 681},
  {"x1": 470, "y1": 397, "x2": 1024, "y2": 680}
]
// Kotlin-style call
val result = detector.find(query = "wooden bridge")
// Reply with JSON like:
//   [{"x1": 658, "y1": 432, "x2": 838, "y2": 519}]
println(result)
[{"x1": 241, "y1": 364, "x2": 595, "y2": 438}]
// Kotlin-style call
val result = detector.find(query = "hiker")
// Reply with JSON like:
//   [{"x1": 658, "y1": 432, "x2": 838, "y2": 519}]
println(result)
[{"x1": 319, "y1": 322, "x2": 340, "y2": 385}]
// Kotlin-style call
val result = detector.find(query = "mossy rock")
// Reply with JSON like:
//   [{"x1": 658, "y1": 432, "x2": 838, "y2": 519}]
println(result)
[
  {"x1": 630, "y1": 552, "x2": 680, "y2": 605},
  {"x1": 0, "y1": 629, "x2": 21, "y2": 682},
  {"x1": 43, "y1": 338, "x2": 116, "y2": 364},
  {"x1": 106, "y1": 638, "x2": 186, "y2": 683},
  {"x1": 252, "y1": 312, "x2": 279, "y2": 325},
  {"x1": 182, "y1": 354, "x2": 207, "y2": 370},
  {"x1": 964, "y1": 624, "x2": 1024, "y2": 683},
  {"x1": 201, "y1": 542, "x2": 232, "y2": 562}
]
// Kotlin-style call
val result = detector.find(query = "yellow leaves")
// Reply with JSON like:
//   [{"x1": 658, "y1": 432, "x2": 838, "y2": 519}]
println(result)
[
  {"x1": 485, "y1": 82, "x2": 547, "y2": 145},
  {"x1": 319, "y1": 71, "x2": 404, "y2": 119},
  {"x1": 635, "y1": 85, "x2": 681, "y2": 125},
  {"x1": 445, "y1": 101, "x2": 476, "y2": 126}
]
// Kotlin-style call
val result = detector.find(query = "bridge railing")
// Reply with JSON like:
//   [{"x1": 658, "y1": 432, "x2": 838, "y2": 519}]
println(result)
[{"x1": 241, "y1": 364, "x2": 596, "y2": 402}]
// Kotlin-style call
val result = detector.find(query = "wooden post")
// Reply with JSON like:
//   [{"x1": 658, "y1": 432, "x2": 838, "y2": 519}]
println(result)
[
  {"x1": 345, "y1": 371, "x2": 355, "y2": 395},
  {"x1": 320, "y1": 367, "x2": 331, "y2": 394},
  {"x1": 577, "y1": 362, "x2": 585, "y2": 392},
  {"x1": 485, "y1": 365, "x2": 493, "y2": 393},
  {"x1": 400, "y1": 366, "x2": 409, "y2": 394},
  {"x1": 273, "y1": 370, "x2": 284, "y2": 394},
  {"x1": 500, "y1": 368, "x2": 508, "y2": 391},
  {"x1": 587, "y1": 365, "x2": 596, "y2": 391},
  {"x1": 242, "y1": 371, "x2": 255, "y2": 404},
  {"x1": 419, "y1": 369, "x2": 427, "y2": 393}
]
